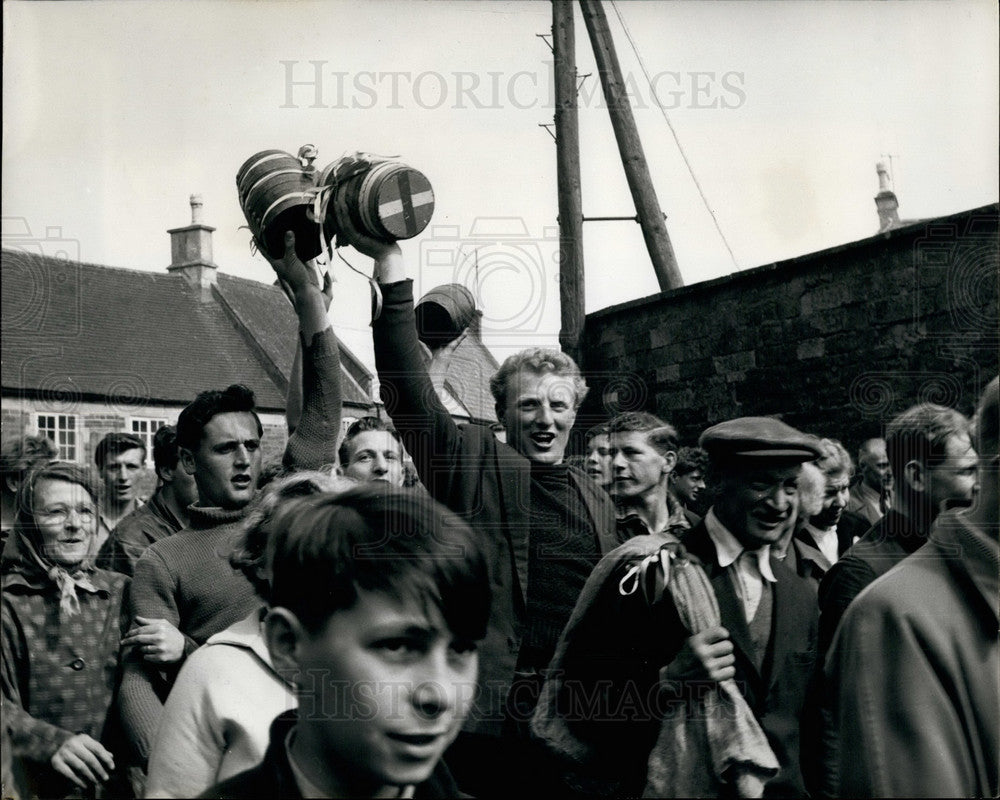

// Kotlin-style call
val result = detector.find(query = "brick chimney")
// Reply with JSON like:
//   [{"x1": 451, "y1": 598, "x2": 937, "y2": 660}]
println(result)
[
  {"x1": 874, "y1": 162, "x2": 900, "y2": 232},
  {"x1": 167, "y1": 194, "x2": 217, "y2": 301}
]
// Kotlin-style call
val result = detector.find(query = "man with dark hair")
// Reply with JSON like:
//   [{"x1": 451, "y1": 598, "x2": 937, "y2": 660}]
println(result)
[
  {"x1": 93, "y1": 432, "x2": 147, "y2": 554},
  {"x1": 337, "y1": 416, "x2": 405, "y2": 486},
  {"x1": 339, "y1": 221, "x2": 617, "y2": 798},
  {"x1": 818, "y1": 403, "x2": 977, "y2": 656},
  {"x1": 607, "y1": 411, "x2": 693, "y2": 541},
  {"x1": 100, "y1": 426, "x2": 199, "y2": 577},
  {"x1": 845, "y1": 437, "x2": 893, "y2": 524},
  {"x1": 823, "y1": 378, "x2": 997, "y2": 797},
  {"x1": 533, "y1": 416, "x2": 822, "y2": 796},
  {"x1": 583, "y1": 424, "x2": 612, "y2": 492},
  {"x1": 203, "y1": 484, "x2": 491, "y2": 799},
  {"x1": 669, "y1": 445, "x2": 709, "y2": 517},
  {"x1": 0, "y1": 434, "x2": 58, "y2": 552},
  {"x1": 118, "y1": 232, "x2": 343, "y2": 787}
]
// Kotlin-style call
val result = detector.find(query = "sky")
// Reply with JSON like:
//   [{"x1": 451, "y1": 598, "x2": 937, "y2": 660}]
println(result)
[{"x1": 3, "y1": 0, "x2": 998, "y2": 370}]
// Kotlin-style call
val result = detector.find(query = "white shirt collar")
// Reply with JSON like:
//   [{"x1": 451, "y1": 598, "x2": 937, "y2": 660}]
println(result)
[
  {"x1": 705, "y1": 509, "x2": 777, "y2": 583},
  {"x1": 804, "y1": 522, "x2": 840, "y2": 566}
]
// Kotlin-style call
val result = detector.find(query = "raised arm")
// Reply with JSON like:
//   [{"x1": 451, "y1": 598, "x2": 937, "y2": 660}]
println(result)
[
  {"x1": 333, "y1": 196, "x2": 463, "y2": 488},
  {"x1": 266, "y1": 231, "x2": 342, "y2": 472}
]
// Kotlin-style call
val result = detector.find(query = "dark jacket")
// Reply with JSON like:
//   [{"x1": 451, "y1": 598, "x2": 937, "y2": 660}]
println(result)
[
  {"x1": 373, "y1": 280, "x2": 618, "y2": 736},
  {"x1": 99, "y1": 490, "x2": 187, "y2": 577},
  {"x1": 201, "y1": 712, "x2": 464, "y2": 799},
  {"x1": 546, "y1": 520, "x2": 818, "y2": 797},
  {"x1": 817, "y1": 509, "x2": 924, "y2": 657},
  {"x1": 788, "y1": 510, "x2": 870, "y2": 591}
]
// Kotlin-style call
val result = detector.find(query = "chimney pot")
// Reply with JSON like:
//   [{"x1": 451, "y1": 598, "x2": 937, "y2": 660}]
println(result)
[{"x1": 190, "y1": 194, "x2": 204, "y2": 224}]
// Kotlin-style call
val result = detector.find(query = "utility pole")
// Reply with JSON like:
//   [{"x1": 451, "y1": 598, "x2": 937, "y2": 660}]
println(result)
[
  {"x1": 579, "y1": 0, "x2": 683, "y2": 291},
  {"x1": 553, "y1": 0, "x2": 586, "y2": 367}
]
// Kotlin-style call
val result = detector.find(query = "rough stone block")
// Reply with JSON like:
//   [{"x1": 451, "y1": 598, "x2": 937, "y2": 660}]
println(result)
[{"x1": 796, "y1": 338, "x2": 825, "y2": 360}]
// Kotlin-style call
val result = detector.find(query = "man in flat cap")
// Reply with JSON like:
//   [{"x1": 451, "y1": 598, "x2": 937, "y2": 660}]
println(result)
[{"x1": 531, "y1": 417, "x2": 821, "y2": 797}]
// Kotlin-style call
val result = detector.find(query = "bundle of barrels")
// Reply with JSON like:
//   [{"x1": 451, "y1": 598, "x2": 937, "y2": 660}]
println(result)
[{"x1": 236, "y1": 145, "x2": 435, "y2": 261}]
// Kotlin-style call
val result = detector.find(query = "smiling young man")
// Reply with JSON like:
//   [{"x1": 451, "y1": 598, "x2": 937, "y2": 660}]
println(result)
[
  {"x1": 339, "y1": 221, "x2": 617, "y2": 798},
  {"x1": 202, "y1": 485, "x2": 491, "y2": 799},
  {"x1": 338, "y1": 417, "x2": 406, "y2": 486},
  {"x1": 533, "y1": 416, "x2": 823, "y2": 797}
]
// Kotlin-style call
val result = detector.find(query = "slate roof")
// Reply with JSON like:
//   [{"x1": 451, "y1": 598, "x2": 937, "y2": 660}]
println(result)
[{"x1": 1, "y1": 249, "x2": 372, "y2": 411}]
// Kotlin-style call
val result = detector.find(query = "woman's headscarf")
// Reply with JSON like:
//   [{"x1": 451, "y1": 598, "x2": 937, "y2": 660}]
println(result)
[{"x1": 1, "y1": 461, "x2": 103, "y2": 617}]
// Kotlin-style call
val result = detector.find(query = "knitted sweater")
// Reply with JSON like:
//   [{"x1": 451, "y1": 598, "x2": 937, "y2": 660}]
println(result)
[{"x1": 119, "y1": 505, "x2": 260, "y2": 764}]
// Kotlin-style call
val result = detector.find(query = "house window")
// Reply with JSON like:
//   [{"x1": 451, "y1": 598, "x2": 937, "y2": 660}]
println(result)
[
  {"x1": 130, "y1": 418, "x2": 169, "y2": 466},
  {"x1": 37, "y1": 414, "x2": 78, "y2": 461}
]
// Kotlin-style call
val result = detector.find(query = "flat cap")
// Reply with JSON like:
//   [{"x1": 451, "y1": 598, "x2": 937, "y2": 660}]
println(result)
[{"x1": 699, "y1": 416, "x2": 822, "y2": 464}]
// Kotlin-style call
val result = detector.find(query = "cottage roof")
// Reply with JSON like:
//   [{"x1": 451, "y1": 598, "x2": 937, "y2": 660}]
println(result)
[{"x1": 1, "y1": 249, "x2": 372, "y2": 411}]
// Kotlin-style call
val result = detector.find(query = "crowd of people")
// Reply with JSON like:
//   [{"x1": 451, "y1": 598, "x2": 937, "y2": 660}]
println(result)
[{"x1": 1, "y1": 213, "x2": 996, "y2": 800}]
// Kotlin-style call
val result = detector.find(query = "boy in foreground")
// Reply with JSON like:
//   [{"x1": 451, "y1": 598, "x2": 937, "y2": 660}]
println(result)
[{"x1": 201, "y1": 483, "x2": 490, "y2": 799}]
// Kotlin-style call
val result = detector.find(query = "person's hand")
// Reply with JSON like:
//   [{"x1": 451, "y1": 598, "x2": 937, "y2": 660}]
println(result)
[
  {"x1": 50, "y1": 734, "x2": 115, "y2": 788},
  {"x1": 264, "y1": 231, "x2": 317, "y2": 295},
  {"x1": 121, "y1": 616, "x2": 185, "y2": 664},
  {"x1": 660, "y1": 626, "x2": 735, "y2": 683},
  {"x1": 332, "y1": 190, "x2": 401, "y2": 264}
]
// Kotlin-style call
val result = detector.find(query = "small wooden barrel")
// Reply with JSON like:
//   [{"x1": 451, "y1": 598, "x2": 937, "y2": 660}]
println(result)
[
  {"x1": 236, "y1": 150, "x2": 321, "y2": 260},
  {"x1": 326, "y1": 161, "x2": 435, "y2": 242}
]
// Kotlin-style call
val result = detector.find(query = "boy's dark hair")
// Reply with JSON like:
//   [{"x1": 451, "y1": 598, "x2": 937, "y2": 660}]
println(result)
[
  {"x1": 674, "y1": 446, "x2": 709, "y2": 477},
  {"x1": 267, "y1": 484, "x2": 490, "y2": 642},
  {"x1": 607, "y1": 411, "x2": 679, "y2": 457},
  {"x1": 176, "y1": 384, "x2": 262, "y2": 452},
  {"x1": 151, "y1": 425, "x2": 181, "y2": 480},
  {"x1": 337, "y1": 416, "x2": 402, "y2": 466},
  {"x1": 94, "y1": 432, "x2": 147, "y2": 470}
]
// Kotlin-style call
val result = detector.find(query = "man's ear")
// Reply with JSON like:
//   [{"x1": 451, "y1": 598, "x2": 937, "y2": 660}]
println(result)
[
  {"x1": 903, "y1": 459, "x2": 925, "y2": 493},
  {"x1": 4, "y1": 475, "x2": 19, "y2": 494},
  {"x1": 661, "y1": 451, "x2": 678, "y2": 476},
  {"x1": 264, "y1": 607, "x2": 307, "y2": 682},
  {"x1": 179, "y1": 447, "x2": 197, "y2": 477}
]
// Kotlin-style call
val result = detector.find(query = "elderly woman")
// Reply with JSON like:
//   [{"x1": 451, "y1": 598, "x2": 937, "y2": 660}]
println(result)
[
  {"x1": 143, "y1": 470, "x2": 353, "y2": 798},
  {"x1": 1, "y1": 461, "x2": 129, "y2": 799}
]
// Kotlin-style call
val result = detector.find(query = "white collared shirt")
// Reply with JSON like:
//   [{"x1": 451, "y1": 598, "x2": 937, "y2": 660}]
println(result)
[
  {"x1": 705, "y1": 509, "x2": 776, "y2": 622},
  {"x1": 804, "y1": 522, "x2": 840, "y2": 567}
]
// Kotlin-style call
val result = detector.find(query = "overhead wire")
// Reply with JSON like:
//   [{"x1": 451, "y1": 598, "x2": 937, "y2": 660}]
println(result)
[{"x1": 609, "y1": 0, "x2": 741, "y2": 270}]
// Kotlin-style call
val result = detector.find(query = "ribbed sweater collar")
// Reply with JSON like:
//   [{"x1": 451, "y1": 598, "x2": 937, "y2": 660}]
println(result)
[{"x1": 188, "y1": 504, "x2": 252, "y2": 529}]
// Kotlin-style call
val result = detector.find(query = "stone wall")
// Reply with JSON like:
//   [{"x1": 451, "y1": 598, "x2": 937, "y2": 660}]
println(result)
[{"x1": 578, "y1": 203, "x2": 998, "y2": 456}]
